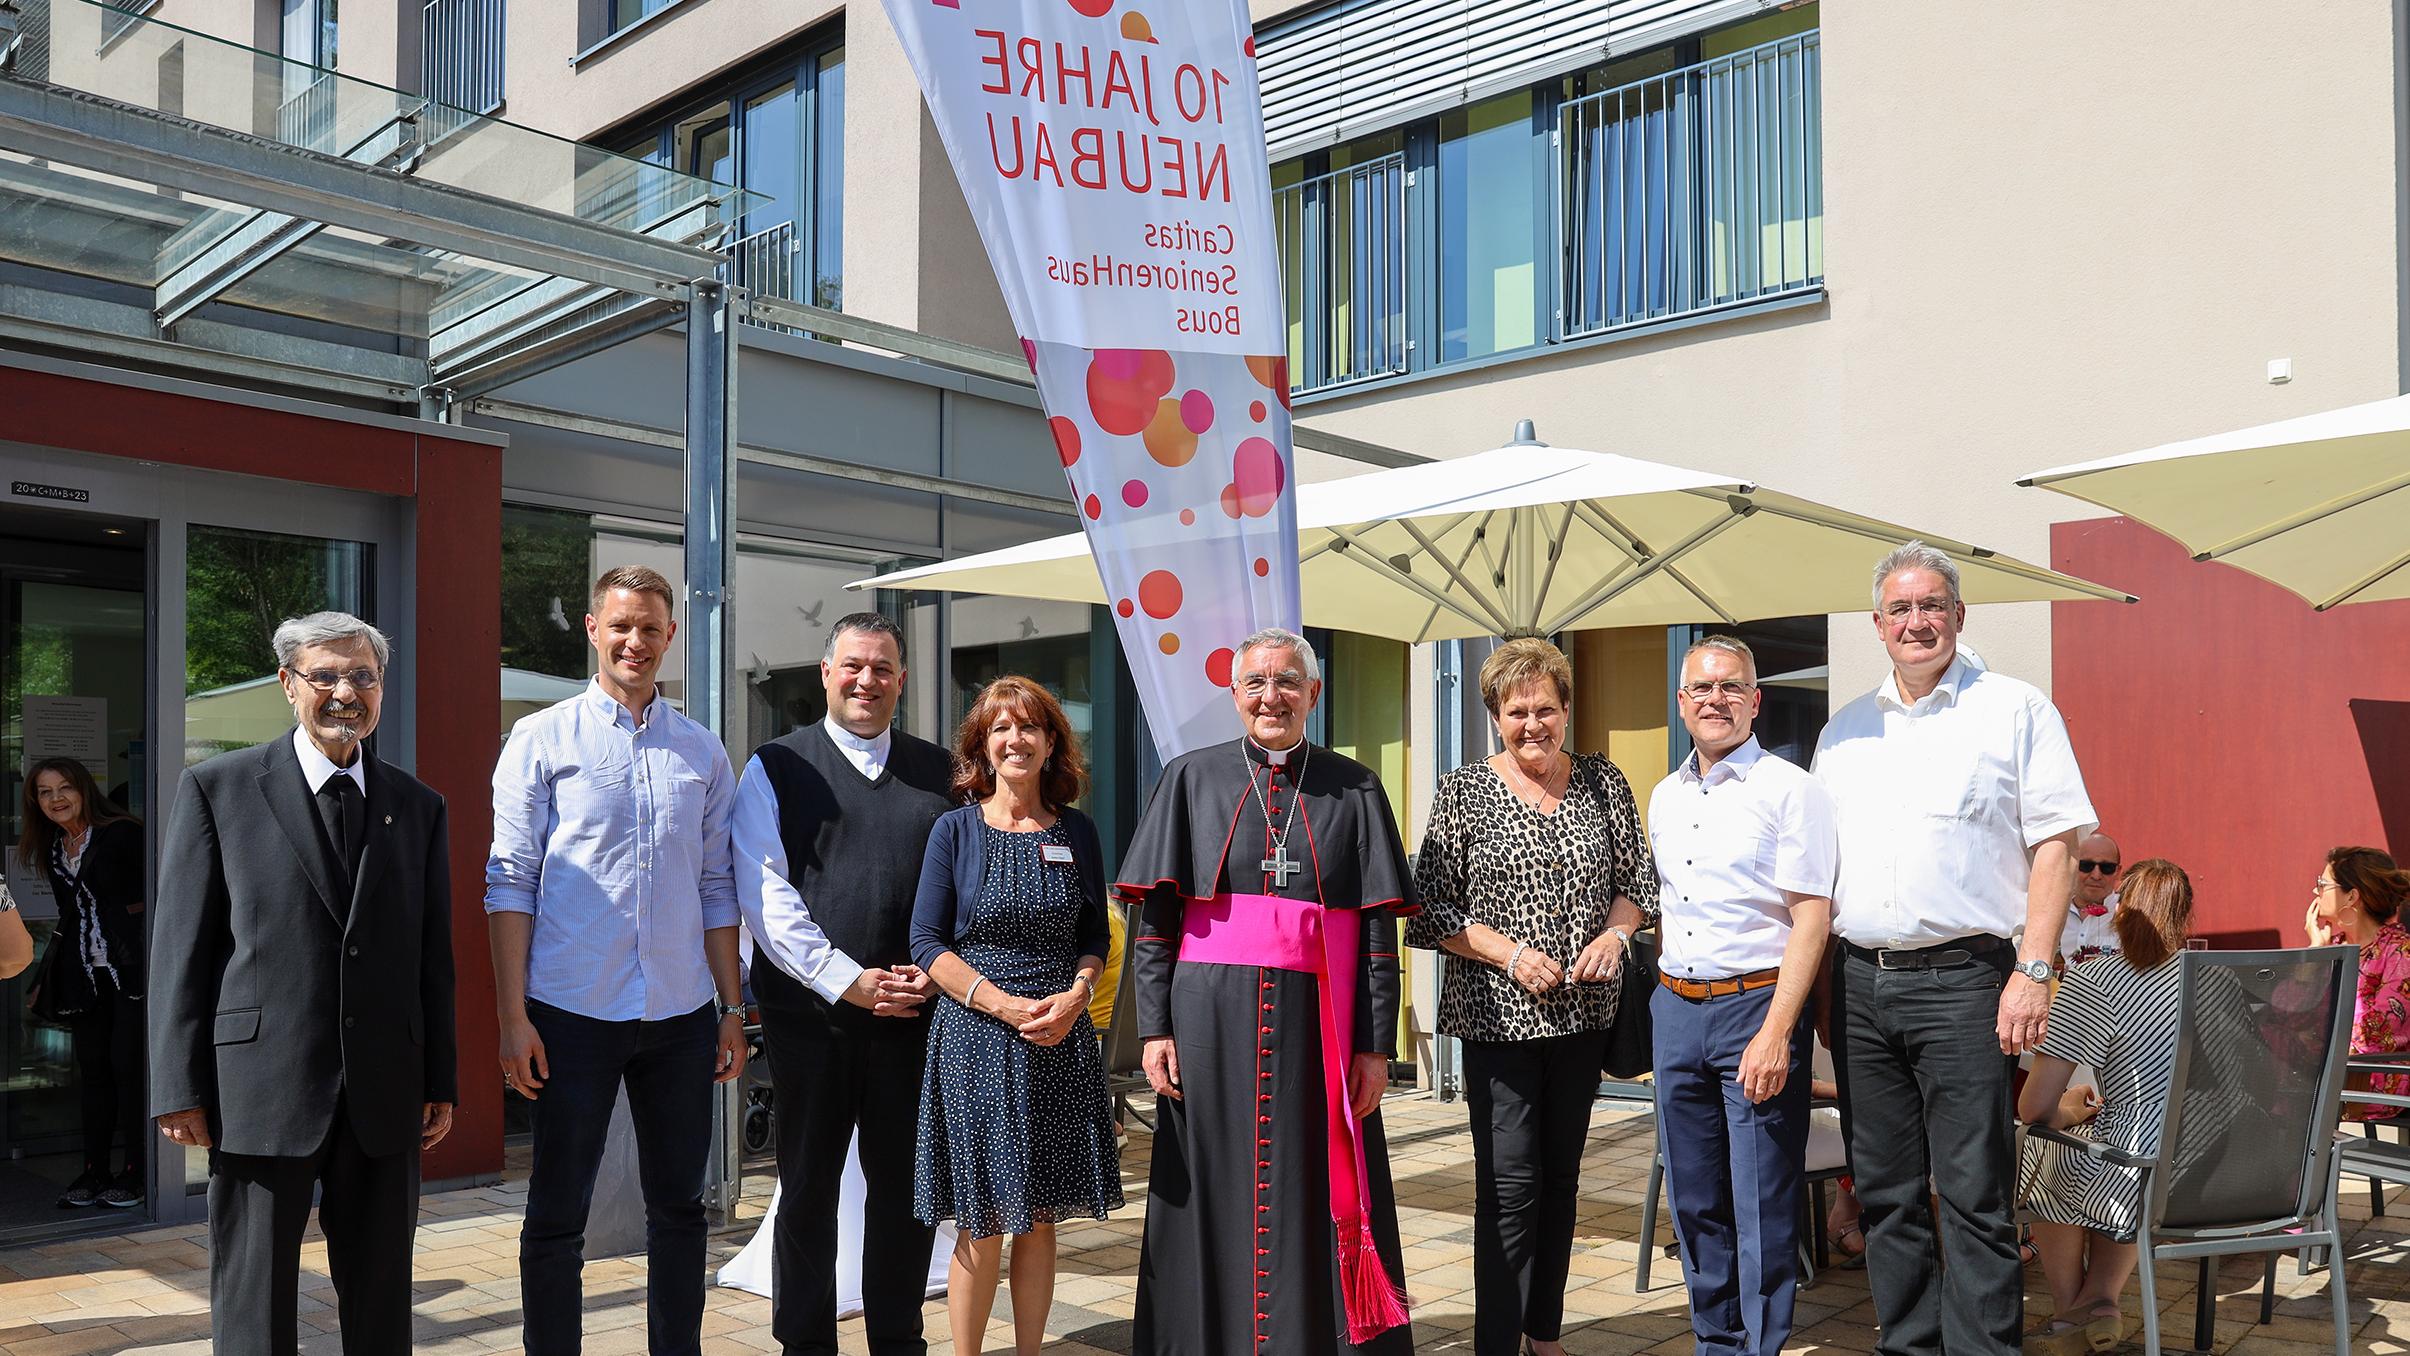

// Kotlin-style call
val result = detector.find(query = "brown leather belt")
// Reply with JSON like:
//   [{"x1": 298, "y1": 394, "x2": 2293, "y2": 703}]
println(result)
[{"x1": 1659, "y1": 967, "x2": 1782, "y2": 1001}]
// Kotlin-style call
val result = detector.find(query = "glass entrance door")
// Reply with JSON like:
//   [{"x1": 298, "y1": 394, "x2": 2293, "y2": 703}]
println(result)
[
  {"x1": 0, "y1": 445, "x2": 410, "y2": 1237},
  {"x1": 0, "y1": 505, "x2": 147, "y2": 1238}
]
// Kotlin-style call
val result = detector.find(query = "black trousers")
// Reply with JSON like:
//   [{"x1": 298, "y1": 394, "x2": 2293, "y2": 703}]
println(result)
[
  {"x1": 1462, "y1": 1029, "x2": 1606, "y2": 1356},
  {"x1": 1833, "y1": 945, "x2": 2021, "y2": 1356},
  {"x1": 208, "y1": 1094, "x2": 419, "y2": 1356},
  {"x1": 520, "y1": 999, "x2": 716, "y2": 1356},
  {"x1": 69, "y1": 981, "x2": 145, "y2": 1176},
  {"x1": 762, "y1": 1001, "x2": 935, "y2": 1356}
]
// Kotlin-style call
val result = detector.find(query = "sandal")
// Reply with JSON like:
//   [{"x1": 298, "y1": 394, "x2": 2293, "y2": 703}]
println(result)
[
  {"x1": 2020, "y1": 1318, "x2": 2090, "y2": 1356},
  {"x1": 1825, "y1": 1222, "x2": 1866, "y2": 1269},
  {"x1": 2080, "y1": 1309, "x2": 2126, "y2": 1351},
  {"x1": 2018, "y1": 1227, "x2": 2041, "y2": 1267}
]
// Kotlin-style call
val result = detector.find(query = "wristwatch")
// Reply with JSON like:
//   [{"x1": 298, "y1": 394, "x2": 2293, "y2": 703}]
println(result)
[
  {"x1": 2015, "y1": 957, "x2": 2053, "y2": 984},
  {"x1": 714, "y1": 1001, "x2": 747, "y2": 1019}
]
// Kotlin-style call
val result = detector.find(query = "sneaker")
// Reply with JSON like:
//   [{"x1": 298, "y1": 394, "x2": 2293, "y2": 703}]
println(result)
[
  {"x1": 98, "y1": 1171, "x2": 143, "y2": 1209},
  {"x1": 55, "y1": 1170, "x2": 105, "y2": 1209}
]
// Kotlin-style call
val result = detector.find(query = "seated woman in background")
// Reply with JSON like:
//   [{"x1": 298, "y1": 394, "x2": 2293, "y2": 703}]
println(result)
[
  {"x1": 2016, "y1": 859, "x2": 2196, "y2": 1356},
  {"x1": 2306, "y1": 845, "x2": 2410, "y2": 1119}
]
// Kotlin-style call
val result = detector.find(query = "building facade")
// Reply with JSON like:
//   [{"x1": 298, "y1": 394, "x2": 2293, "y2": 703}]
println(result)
[{"x1": 4, "y1": 0, "x2": 2407, "y2": 1242}]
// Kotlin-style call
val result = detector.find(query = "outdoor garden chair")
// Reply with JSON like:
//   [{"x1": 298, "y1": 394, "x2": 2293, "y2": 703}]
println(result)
[{"x1": 2025, "y1": 946, "x2": 2359, "y2": 1356}]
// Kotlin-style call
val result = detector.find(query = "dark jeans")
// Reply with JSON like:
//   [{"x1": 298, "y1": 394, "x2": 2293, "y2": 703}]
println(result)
[
  {"x1": 69, "y1": 980, "x2": 145, "y2": 1177},
  {"x1": 1833, "y1": 944, "x2": 2021, "y2": 1356},
  {"x1": 520, "y1": 999, "x2": 716, "y2": 1356},
  {"x1": 1463, "y1": 1029, "x2": 1606, "y2": 1356},
  {"x1": 1651, "y1": 982, "x2": 1809, "y2": 1356}
]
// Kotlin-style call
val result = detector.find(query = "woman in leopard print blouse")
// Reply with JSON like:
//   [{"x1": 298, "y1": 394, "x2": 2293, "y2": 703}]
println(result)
[{"x1": 1407, "y1": 638, "x2": 1657, "y2": 1356}]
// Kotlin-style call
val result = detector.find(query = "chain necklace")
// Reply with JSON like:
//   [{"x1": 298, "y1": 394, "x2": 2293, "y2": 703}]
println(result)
[
  {"x1": 1497, "y1": 751, "x2": 1568, "y2": 814},
  {"x1": 1245, "y1": 738, "x2": 1312, "y2": 888}
]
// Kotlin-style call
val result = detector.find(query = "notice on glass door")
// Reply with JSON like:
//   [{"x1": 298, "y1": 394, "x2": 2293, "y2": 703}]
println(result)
[{"x1": 24, "y1": 695, "x2": 108, "y2": 768}]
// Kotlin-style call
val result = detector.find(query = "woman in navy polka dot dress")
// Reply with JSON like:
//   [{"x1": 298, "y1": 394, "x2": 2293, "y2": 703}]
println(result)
[{"x1": 909, "y1": 676, "x2": 1122, "y2": 1356}]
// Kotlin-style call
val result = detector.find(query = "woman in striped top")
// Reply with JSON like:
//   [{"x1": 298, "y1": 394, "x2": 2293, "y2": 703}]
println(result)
[{"x1": 2014, "y1": 859, "x2": 2196, "y2": 1356}]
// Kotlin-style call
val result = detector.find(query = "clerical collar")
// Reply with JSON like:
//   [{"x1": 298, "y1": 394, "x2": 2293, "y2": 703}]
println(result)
[{"x1": 1245, "y1": 736, "x2": 1306, "y2": 767}]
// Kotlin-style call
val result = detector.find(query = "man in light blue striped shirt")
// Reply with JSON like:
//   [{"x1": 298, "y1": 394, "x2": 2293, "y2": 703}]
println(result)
[{"x1": 486, "y1": 565, "x2": 747, "y2": 1356}]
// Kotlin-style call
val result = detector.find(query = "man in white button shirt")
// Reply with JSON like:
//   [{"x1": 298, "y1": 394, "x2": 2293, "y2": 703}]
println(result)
[
  {"x1": 1650, "y1": 636, "x2": 1836, "y2": 1356},
  {"x1": 1812, "y1": 543, "x2": 2096, "y2": 1356}
]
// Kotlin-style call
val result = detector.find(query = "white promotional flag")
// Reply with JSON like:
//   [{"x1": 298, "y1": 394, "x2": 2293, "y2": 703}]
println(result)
[{"x1": 879, "y1": 0, "x2": 1301, "y2": 759}]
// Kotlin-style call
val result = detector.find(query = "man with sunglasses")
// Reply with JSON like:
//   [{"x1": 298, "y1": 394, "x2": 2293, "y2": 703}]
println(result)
[
  {"x1": 2061, "y1": 834, "x2": 2124, "y2": 968},
  {"x1": 1811, "y1": 543, "x2": 2095, "y2": 1356},
  {"x1": 150, "y1": 610, "x2": 457, "y2": 1355}
]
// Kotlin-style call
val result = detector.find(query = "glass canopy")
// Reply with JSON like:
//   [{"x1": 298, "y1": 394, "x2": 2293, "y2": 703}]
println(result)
[{"x1": 1, "y1": 0, "x2": 765, "y2": 375}]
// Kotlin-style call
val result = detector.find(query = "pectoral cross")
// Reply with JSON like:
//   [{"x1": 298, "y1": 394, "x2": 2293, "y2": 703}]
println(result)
[{"x1": 1260, "y1": 844, "x2": 1301, "y2": 888}]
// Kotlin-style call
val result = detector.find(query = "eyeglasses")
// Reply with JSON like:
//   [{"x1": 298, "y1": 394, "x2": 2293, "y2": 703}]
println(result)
[
  {"x1": 2077, "y1": 860, "x2": 2120, "y2": 875},
  {"x1": 292, "y1": 668, "x2": 382, "y2": 692},
  {"x1": 2311, "y1": 877, "x2": 2340, "y2": 897},
  {"x1": 1235, "y1": 675, "x2": 1308, "y2": 698},
  {"x1": 1678, "y1": 680, "x2": 1755, "y2": 702},
  {"x1": 1881, "y1": 597, "x2": 1956, "y2": 622}
]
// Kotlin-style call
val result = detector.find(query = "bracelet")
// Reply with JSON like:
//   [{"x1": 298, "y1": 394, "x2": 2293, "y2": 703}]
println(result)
[
  {"x1": 1505, "y1": 942, "x2": 1527, "y2": 979},
  {"x1": 964, "y1": 976, "x2": 987, "y2": 1012},
  {"x1": 1070, "y1": 973, "x2": 1094, "y2": 993}
]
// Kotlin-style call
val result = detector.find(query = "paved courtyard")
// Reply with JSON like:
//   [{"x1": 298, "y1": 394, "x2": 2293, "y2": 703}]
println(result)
[{"x1": 3, "y1": 1095, "x2": 2406, "y2": 1355}]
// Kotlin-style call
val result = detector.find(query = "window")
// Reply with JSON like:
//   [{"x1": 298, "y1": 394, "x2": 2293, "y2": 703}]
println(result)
[
  {"x1": 614, "y1": 0, "x2": 674, "y2": 32},
  {"x1": 611, "y1": 34, "x2": 846, "y2": 316},
  {"x1": 1275, "y1": 131, "x2": 1407, "y2": 393},
  {"x1": 949, "y1": 597, "x2": 1099, "y2": 806},
  {"x1": 277, "y1": 0, "x2": 338, "y2": 149},
  {"x1": 421, "y1": 0, "x2": 506, "y2": 116},
  {"x1": 1559, "y1": 21, "x2": 1822, "y2": 337},
  {"x1": 1266, "y1": 6, "x2": 1821, "y2": 393},
  {"x1": 1438, "y1": 91, "x2": 1545, "y2": 363}
]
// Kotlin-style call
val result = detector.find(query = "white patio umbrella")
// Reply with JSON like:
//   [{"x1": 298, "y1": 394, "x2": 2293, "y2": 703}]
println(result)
[
  {"x1": 856, "y1": 423, "x2": 2131, "y2": 642},
  {"x1": 2018, "y1": 393, "x2": 2410, "y2": 610}
]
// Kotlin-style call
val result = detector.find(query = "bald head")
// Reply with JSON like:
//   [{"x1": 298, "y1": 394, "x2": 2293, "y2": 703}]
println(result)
[{"x1": 2074, "y1": 831, "x2": 2121, "y2": 906}]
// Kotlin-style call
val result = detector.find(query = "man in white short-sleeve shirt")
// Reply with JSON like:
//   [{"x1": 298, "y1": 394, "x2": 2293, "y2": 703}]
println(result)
[
  {"x1": 1812, "y1": 543, "x2": 2096, "y2": 1356},
  {"x1": 1650, "y1": 635, "x2": 1836, "y2": 1356}
]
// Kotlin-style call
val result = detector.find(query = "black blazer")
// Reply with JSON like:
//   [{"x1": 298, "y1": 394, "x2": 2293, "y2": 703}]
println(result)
[
  {"x1": 38, "y1": 816, "x2": 147, "y2": 1005},
  {"x1": 147, "y1": 735, "x2": 458, "y2": 1159},
  {"x1": 908, "y1": 804, "x2": 1111, "y2": 973}
]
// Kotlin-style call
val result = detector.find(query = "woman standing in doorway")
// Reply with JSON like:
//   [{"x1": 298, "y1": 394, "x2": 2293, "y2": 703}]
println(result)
[{"x1": 20, "y1": 757, "x2": 147, "y2": 1209}]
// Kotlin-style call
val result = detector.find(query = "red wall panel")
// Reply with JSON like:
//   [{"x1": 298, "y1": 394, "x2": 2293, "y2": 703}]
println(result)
[
  {"x1": 412, "y1": 437, "x2": 503, "y2": 1183},
  {"x1": 2051, "y1": 518, "x2": 2410, "y2": 948}
]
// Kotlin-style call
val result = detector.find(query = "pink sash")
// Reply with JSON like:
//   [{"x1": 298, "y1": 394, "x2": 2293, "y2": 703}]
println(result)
[{"x1": 1179, "y1": 892, "x2": 1410, "y2": 1344}]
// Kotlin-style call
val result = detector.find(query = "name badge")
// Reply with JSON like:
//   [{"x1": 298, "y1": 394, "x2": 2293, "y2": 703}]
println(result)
[{"x1": 1039, "y1": 844, "x2": 1076, "y2": 865}]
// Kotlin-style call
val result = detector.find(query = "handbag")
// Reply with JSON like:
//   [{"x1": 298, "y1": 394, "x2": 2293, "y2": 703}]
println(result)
[
  {"x1": 27, "y1": 930, "x2": 73, "y2": 1025},
  {"x1": 1599, "y1": 926, "x2": 1658, "y2": 1080}
]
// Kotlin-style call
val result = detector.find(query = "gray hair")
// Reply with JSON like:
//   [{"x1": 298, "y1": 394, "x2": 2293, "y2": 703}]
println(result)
[
  {"x1": 272, "y1": 611, "x2": 391, "y2": 671},
  {"x1": 1871, "y1": 541, "x2": 1963, "y2": 609},
  {"x1": 1234, "y1": 627, "x2": 1321, "y2": 684},
  {"x1": 1682, "y1": 634, "x2": 1757, "y2": 681},
  {"x1": 823, "y1": 611, "x2": 907, "y2": 664}
]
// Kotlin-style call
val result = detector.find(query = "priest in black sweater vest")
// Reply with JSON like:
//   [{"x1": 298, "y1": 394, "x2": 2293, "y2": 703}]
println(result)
[{"x1": 733, "y1": 612, "x2": 955, "y2": 1356}]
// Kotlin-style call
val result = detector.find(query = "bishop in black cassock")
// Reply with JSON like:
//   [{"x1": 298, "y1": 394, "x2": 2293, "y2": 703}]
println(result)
[{"x1": 1117, "y1": 630, "x2": 1416, "y2": 1356}]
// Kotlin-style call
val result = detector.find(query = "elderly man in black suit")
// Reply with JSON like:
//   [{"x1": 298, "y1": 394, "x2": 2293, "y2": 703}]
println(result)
[{"x1": 149, "y1": 610, "x2": 457, "y2": 1356}]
